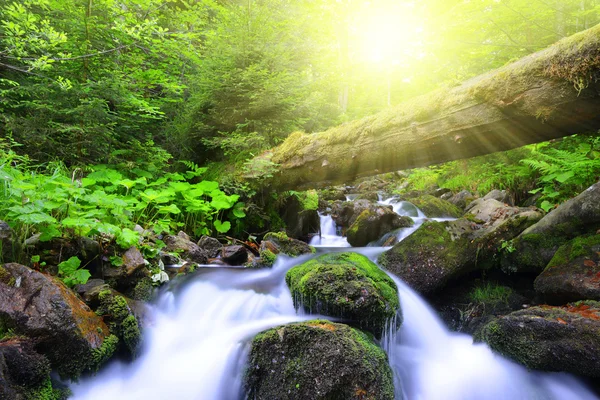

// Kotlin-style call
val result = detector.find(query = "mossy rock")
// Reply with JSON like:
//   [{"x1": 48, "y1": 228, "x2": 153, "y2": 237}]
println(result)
[
  {"x1": 0, "y1": 338, "x2": 69, "y2": 400},
  {"x1": 379, "y1": 220, "x2": 475, "y2": 294},
  {"x1": 246, "y1": 320, "x2": 395, "y2": 400},
  {"x1": 97, "y1": 290, "x2": 141, "y2": 356},
  {"x1": 502, "y1": 180, "x2": 600, "y2": 273},
  {"x1": 534, "y1": 235, "x2": 600, "y2": 303},
  {"x1": 477, "y1": 302, "x2": 600, "y2": 377},
  {"x1": 261, "y1": 232, "x2": 314, "y2": 257},
  {"x1": 408, "y1": 195, "x2": 463, "y2": 218},
  {"x1": 346, "y1": 208, "x2": 413, "y2": 247},
  {"x1": 286, "y1": 252, "x2": 400, "y2": 336}
]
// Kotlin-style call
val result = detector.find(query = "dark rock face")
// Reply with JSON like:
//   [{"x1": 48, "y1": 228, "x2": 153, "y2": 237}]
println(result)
[
  {"x1": 164, "y1": 231, "x2": 208, "y2": 264},
  {"x1": 483, "y1": 189, "x2": 515, "y2": 206},
  {"x1": 330, "y1": 199, "x2": 377, "y2": 229},
  {"x1": 447, "y1": 190, "x2": 476, "y2": 210},
  {"x1": 103, "y1": 246, "x2": 150, "y2": 292},
  {"x1": 534, "y1": 235, "x2": 600, "y2": 303},
  {"x1": 246, "y1": 320, "x2": 395, "y2": 400},
  {"x1": 408, "y1": 195, "x2": 463, "y2": 218},
  {"x1": 477, "y1": 302, "x2": 600, "y2": 377},
  {"x1": 0, "y1": 263, "x2": 112, "y2": 378},
  {"x1": 346, "y1": 207, "x2": 413, "y2": 247},
  {"x1": 502, "y1": 180, "x2": 600, "y2": 273},
  {"x1": 278, "y1": 195, "x2": 320, "y2": 241},
  {"x1": 379, "y1": 202, "x2": 542, "y2": 295},
  {"x1": 0, "y1": 338, "x2": 65, "y2": 400},
  {"x1": 220, "y1": 245, "x2": 249, "y2": 265},
  {"x1": 286, "y1": 252, "x2": 400, "y2": 336},
  {"x1": 197, "y1": 236, "x2": 222, "y2": 258}
]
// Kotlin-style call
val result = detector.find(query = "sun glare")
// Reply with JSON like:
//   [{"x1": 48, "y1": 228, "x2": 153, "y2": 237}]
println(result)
[{"x1": 355, "y1": 2, "x2": 424, "y2": 65}]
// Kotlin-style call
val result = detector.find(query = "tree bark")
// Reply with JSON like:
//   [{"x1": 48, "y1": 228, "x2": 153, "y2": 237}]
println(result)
[{"x1": 252, "y1": 24, "x2": 600, "y2": 190}]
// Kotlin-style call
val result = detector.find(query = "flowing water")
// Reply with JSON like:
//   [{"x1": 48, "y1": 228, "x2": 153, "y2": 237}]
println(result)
[{"x1": 71, "y1": 199, "x2": 599, "y2": 400}]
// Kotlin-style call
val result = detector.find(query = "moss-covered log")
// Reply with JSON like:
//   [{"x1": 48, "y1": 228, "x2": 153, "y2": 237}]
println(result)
[{"x1": 254, "y1": 25, "x2": 600, "y2": 189}]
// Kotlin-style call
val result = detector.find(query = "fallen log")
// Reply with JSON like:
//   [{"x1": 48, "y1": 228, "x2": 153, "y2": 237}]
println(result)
[{"x1": 253, "y1": 24, "x2": 600, "y2": 190}]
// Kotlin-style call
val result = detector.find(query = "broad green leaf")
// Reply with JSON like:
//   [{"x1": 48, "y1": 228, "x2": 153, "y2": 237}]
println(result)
[
  {"x1": 116, "y1": 228, "x2": 140, "y2": 249},
  {"x1": 39, "y1": 225, "x2": 61, "y2": 242},
  {"x1": 157, "y1": 204, "x2": 181, "y2": 214},
  {"x1": 58, "y1": 256, "x2": 81, "y2": 276},
  {"x1": 213, "y1": 220, "x2": 231, "y2": 233},
  {"x1": 64, "y1": 269, "x2": 91, "y2": 288},
  {"x1": 555, "y1": 171, "x2": 574, "y2": 183}
]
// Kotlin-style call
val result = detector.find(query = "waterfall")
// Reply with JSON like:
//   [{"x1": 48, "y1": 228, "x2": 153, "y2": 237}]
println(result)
[{"x1": 70, "y1": 199, "x2": 599, "y2": 400}]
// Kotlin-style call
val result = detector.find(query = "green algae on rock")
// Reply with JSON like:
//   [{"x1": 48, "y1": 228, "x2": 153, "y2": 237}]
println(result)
[
  {"x1": 476, "y1": 301, "x2": 600, "y2": 378},
  {"x1": 534, "y1": 234, "x2": 600, "y2": 303},
  {"x1": 408, "y1": 195, "x2": 463, "y2": 218},
  {"x1": 346, "y1": 208, "x2": 413, "y2": 247},
  {"x1": 245, "y1": 320, "x2": 395, "y2": 400},
  {"x1": 285, "y1": 252, "x2": 400, "y2": 336}
]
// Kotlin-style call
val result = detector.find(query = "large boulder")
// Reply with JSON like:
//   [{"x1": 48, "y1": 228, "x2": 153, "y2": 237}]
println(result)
[
  {"x1": 477, "y1": 302, "x2": 600, "y2": 377},
  {"x1": 534, "y1": 235, "x2": 600, "y2": 303},
  {"x1": 0, "y1": 338, "x2": 67, "y2": 400},
  {"x1": 501, "y1": 180, "x2": 600, "y2": 273},
  {"x1": 0, "y1": 263, "x2": 114, "y2": 378},
  {"x1": 483, "y1": 189, "x2": 515, "y2": 206},
  {"x1": 408, "y1": 195, "x2": 463, "y2": 218},
  {"x1": 102, "y1": 246, "x2": 150, "y2": 292},
  {"x1": 346, "y1": 207, "x2": 413, "y2": 247},
  {"x1": 286, "y1": 252, "x2": 400, "y2": 336},
  {"x1": 197, "y1": 236, "x2": 222, "y2": 258},
  {"x1": 330, "y1": 199, "x2": 377, "y2": 229},
  {"x1": 246, "y1": 320, "x2": 395, "y2": 400},
  {"x1": 278, "y1": 193, "x2": 320, "y2": 241},
  {"x1": 379, "y1": 202, "x2": 543, "y2": 295},
  {"x1": 260, "y1": 232, "x2": 314, "y2": 257}
]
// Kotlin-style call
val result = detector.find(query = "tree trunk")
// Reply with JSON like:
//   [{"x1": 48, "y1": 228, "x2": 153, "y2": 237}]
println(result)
[{"x1": 251, "y1": 25, "x2": 600, "y2": 190}]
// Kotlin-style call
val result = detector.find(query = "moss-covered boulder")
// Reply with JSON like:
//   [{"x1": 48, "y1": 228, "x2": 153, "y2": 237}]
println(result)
[
  {"x1": 346, "y1": 208, "x2": 413, "y2": 247},
  {"x1": 330, "y1": 199, "x2": 378, "y2": 229},
  {"x1": 379, "y1": 207, "x2": 541, "y2": 295},
  {"x1": 448, "y1": 190, "x2": 477, "y2": 210},
  {"x1": 286, "y1": 252, "x2": 400, "y2": 336},
  {"x1": 246, "y1": 320, "x2": 395, "y2": 400},
  {"x1": 164, "y1": 231, "x2": 208, "y2": 264},
  {"x1": 534, "y1": 235, "x2": 600, "y2": 302},
  {"x1": 501, "y1": 180, "x2": 600, "y2": 273},
  {"x1": 261, "y1": 232, "x2": 314, "y2": 257},
  {"x1": 0, "y1": 263, "x2": 113, "y2": 378},
  {"x1": 408, "y1": 195, "x2": 463, "y2": 218},
  {"x1": 0, "y1": 338, "x2": 68, "y2": 400},
  {"x1": 477, "y1": 302, "x2": 600, "y2": 377}
]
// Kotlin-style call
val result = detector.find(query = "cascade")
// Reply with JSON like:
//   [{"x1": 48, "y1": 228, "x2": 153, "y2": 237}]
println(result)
[{"x1": 71, "y1": 198, "x2": 598, "y2": 400}]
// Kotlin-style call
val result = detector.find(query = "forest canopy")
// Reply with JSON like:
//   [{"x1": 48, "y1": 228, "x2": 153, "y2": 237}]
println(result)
[{"x1": 2, "y1": 0, "x2": 599, "y2": 169}]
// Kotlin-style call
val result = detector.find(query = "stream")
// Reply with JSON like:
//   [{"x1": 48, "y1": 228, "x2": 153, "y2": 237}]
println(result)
[{"x1": 70, "y1": 200, "x2": 599, "y2": 400}]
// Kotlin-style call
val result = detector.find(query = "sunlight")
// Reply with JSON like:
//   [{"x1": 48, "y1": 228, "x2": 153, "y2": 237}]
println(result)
[{"x1": 354, "y1": 1, "x2": 424, "y2": 65}]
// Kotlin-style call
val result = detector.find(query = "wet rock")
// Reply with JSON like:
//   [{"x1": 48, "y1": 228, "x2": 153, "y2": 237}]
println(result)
[
  {"x1": 477, "y1": 302, "x2": 600, "y2": 377},
  {"x1": 0, "y1": 263, "x2": 112, "y2": 378},
  {"x1": 220, "y1": 245, "x2": 249, "y2": 265},
  {"x1": 534, "y1": 235, "x2": 600, "y2": 303},
  {"x1": 318, "y1": 188, "x2": 346, "y2": 202},
  {"x1": 0, "y1": 338, "x2": 66, "y2": 400},
  {"x1": 331, "y1": 199, "x2": 385, "y2": 229},
  {"x1": 408, "y1": 195, "x2": 463, "y2": 218},
  {"x1": 501, "y1": 180, "x2": 600, "y2": 274},
  {"x1": 346, "y1": 207, "x2": 413, "y2": 247},
  {"x1": 246, "y1": 320, "x2": 395, "y2": 400},
  {"x1": 354, "y1": 191, "x2": 379, "y2": 201},
  {"x1": 260, "y1": 232, "x2": 314, "y2": 258},
  {"x1": 434, "y1": 187, "x2": 452, "y2": 198},
  {"x1": 159, "y1": 251, "x2": 181, "y2": 266},
  {"x1": 74, "y1": 278, "x2": 106, "y2": 301},
  {"x1": 197, "y1": 236, "x2": 222, "y2": 258},
  {"x1": 286, "y1": 252, "x2": 400, "y2": 336},
  {"x1": 379, "y1": 204, "x2": 542, "y2": 295},
  {"x1": 483, "y1": 189, "x2": 515, "y2": 206},
  {"x1": 448, "y1": 190, "x2": 476, "y2": 210},
  {"x1": 164, "y1": 231, "x2": 208, "y2": 264},
  {"x1": 103, "y1": 246, "x2": 150, "y2": 292},
  {"x1": 278, "y1": 194, "x2": 319, "y2": 242}
]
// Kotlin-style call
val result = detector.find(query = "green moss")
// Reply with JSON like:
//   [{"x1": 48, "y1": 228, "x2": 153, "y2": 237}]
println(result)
[
  {"x1": 0, "y1": 265, "x2": 16, "y2": 286},
  {"x1": 97, "y1": 292, "x2": 141, "y2": 356},
  {"x1": 246, "y1": 320, "x2": 395, "y2": 400},
  {"x1": 263, "y1": 231, "x2": 314, "y2": 257},
  {"x1": 25, "y1": 378, "x2": 70, "y2": 400},
  {"x1": 286, "y1": 252, "x2": 400, "y2": 336},
  {"x1": 259, "y1": 249, "x2": 277, "y2": 267},
  {"x1": 91, "y1": 334, "x2": 119, "y2": 370},
  {"x1": 264, "y1": 231, "x2": 289, "y2": 242},
  {"x1": 132, "y1": 277, "x2": 154, "y2": 301},
  {"x1": 469, "y1": 283, "x2": 512, "y2": 306},
  {"x1": 409, "y1": 195, "x2": 463, "y2": 218}
]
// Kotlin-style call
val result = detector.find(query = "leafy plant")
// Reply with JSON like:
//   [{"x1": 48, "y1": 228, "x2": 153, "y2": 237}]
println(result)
[{"x1": 58, "y1": 256, "x2": 90, "y2": 288}]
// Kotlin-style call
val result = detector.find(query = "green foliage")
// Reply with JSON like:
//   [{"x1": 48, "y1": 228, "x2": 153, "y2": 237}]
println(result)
[
  {"x1": 57, "y1": 256, "x2": 90, "y2": 287},
  {"x1": 469, "y1": 283, "x2": 512, "y2": 306}
]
